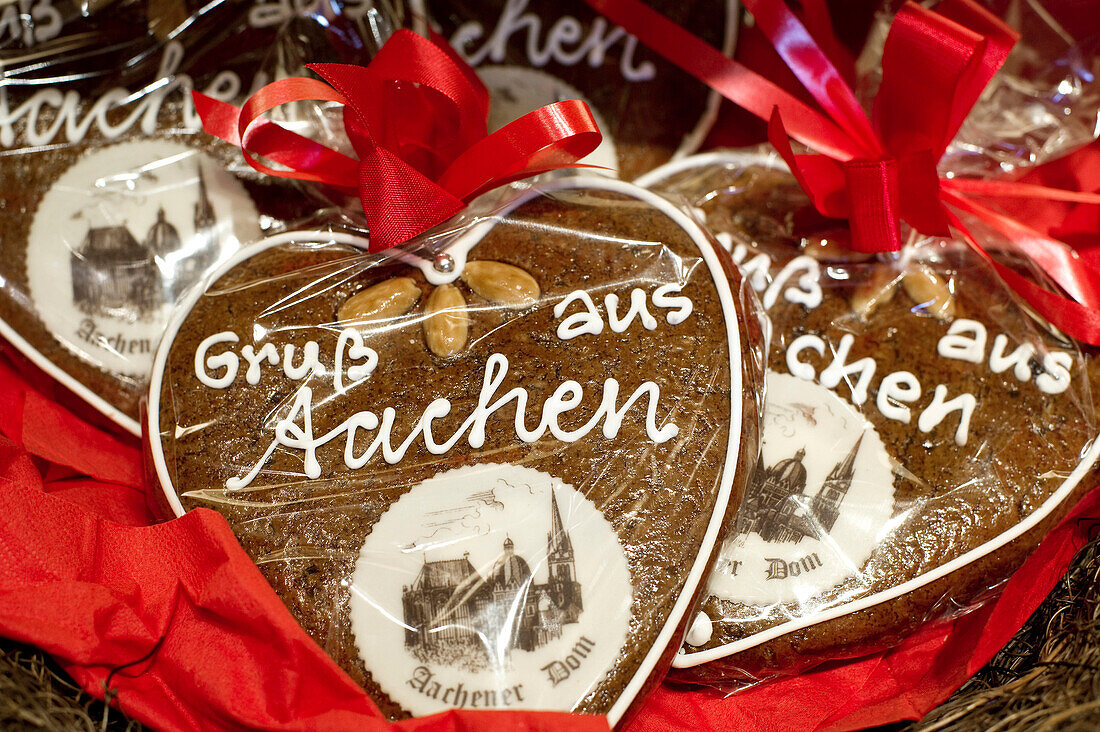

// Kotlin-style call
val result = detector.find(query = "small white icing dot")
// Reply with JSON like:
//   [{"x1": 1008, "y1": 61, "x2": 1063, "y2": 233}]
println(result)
[{"x1": 685, "y1": 611, "x2": 713, "y2": 647}]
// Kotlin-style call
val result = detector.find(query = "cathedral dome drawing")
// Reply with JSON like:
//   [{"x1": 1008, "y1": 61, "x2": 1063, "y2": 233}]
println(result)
[
  {"x1": 736, "y1": 438, "x2": 862, "y2": 544},
  {"x1": 145, "y1": 208, "x2": 181, "y2": 257},
  {"x1": 490, "y1": 537, "x2": 532, "y2": 589},
  {"x1": 771, "y1": 447, "x2": 808, "y2": 491}
]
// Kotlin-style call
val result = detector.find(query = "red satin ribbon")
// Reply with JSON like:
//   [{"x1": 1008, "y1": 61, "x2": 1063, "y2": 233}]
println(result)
[
  {"x1": 192, "y1": 30, "x2": 602, "y2": 252},
  {"x1": 583, "y1": 0, "x2": 1100, "y2": 345}
]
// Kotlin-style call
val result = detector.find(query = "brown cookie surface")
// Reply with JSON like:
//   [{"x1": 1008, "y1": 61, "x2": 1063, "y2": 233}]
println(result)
[
  {"x1": 149, "y1": 178, "x2": 759, "y2": 724},
  {"x1": 640, "y1": 153, "x2": 1100, "y2": 683}
]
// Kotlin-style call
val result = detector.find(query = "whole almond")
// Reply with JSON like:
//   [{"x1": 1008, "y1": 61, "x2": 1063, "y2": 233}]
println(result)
[
  {"x1": 801, "y1": 235, "x2": 874, "y2": 263},
  {"x1": 902, "y1": 266, "x2": 955, "y2": 320},
  {"x1": 424, "y1": 284, "x2": 469, "y2": 357},
  {"x1": 338, "y1": 277, "x2": 420, "y2": 324},
  {"x1": 850, "y1": 267, "x2": 899, "y2": 319},
  {"x1": 461, "y1": 261, "x2": 540, "y2": 308}
]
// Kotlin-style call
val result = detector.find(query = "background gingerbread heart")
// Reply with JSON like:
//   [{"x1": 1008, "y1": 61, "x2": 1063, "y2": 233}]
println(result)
[
  {"x1": 639, "y1": 151, "x2": 1100, "y2": 684},
  {"x1": 406, "y1": 0, "x2": 737, "y2": 180}
]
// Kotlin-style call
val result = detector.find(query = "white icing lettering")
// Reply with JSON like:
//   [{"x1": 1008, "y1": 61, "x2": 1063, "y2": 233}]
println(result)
[
  {"x1": 228, "y1": 353, "x2": 678, "y2": 487},
  {"x1": 937, "y1": 319, "x2": 987, "y2": 364},
  {"x1": 554, "y1": 290, "x2": 604, "y2": 340},
  {"x1": 542, "y1": 381, "x2": 585, "y2": 441},
  {"x1": 729, "y1": 245, "x2": 821, "y2": 310},
  {"x1": 877, "y1": 371, "x2": 921, "y2": 424},
  {"x1": 283, "y1": 341, "x2": 323, "y2": 380},
  {"x1": 0, "y1": 42, "x2": 256, "y2": 148},
  {"x1": 605, "y1": 289, "x2": 658, "y2": 333},
  {"x1": 248, "y1": 0, "x2": 371, "y2": 28},
  {"x1": 819, "y1": 334, "x2": 877, "y2": 405},
  {"x1": 1037, "y1": 351, "x2": 1073, "y2": 395},
  {"x1": 652, "y1": 283, "x2": 693, "y2": 325},
  {"x1": 450, "y1": 0, "x2": 656, "y2": 83},
  {"x1": 0, "y1": 0, "x2": 62, "y2": 48},
  {"x1": 917, "y1": 385, "x2": 976, "y2": 446},
  {"x1": 241, "y1": 343, "x2": 279, "y2": 385},
  {"x1": 334, "y1": 328, "x2": 378, "y2": 395},
  {"x1": 762, "y1": 256, "x2": 822, "y2": 310},
  {"x1": 786, "y1": 334, "x2": 825, "y2": 381},
  {"x1": 195, "y1": 332, "x2": 240, "y2": 389},
  {"x1": 989, "y1": 334, "x2": 1035, "y2": 382}
]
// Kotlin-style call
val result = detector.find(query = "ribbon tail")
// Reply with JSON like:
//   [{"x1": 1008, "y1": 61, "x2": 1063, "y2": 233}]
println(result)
[
  {"x1": 944, "y1": 189, "x2": 1100, "y2": 307},
  {"x1": 949, "y1": 210, "x2": 1100, "y2": 346},
  {"x1": 741, "y1": 0, "x2": 880, "y2": 157},
  {"x1": 192, "y1": 92, "x2": 245, "y2": 147},
  {"x1": 798, "y1": 0, "x2": 856, "y2": 84},
  {"x1": 580, "y1": 0, "x2": 863, "y2": 161},
  {"x1": 437, "y1": 101, "x2": 602, "y2": 202},
  {"x1": 987, "y1": 259, "x2": 1100, "y2": 346},
  {"x1": 943, "y1": 178, "x2": 1100, "y2": 204}
]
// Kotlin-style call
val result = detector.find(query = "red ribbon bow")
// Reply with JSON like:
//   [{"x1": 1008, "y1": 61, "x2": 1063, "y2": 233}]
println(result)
[
  {"x1": 583, "y1": 0, "x2": 1100, "y2": 345},
  {"x1": 759, "y1": 0, "x2": 1014, "y2": 253},
  {"x1": 192, "y1": 30, "x2": 602, "y2": 251}
]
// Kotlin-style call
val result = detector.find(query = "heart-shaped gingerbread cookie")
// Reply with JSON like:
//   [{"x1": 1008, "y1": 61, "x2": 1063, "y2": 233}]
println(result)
[
  {"x1": 639, "y1": 152, "x2": 1100, "y2": 682},
  {"x1": 148, "y1": 177, "x2": 759, "y2": 723}
]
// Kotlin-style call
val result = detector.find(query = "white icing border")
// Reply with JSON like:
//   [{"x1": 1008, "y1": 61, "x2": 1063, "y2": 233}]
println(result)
[
  {"x1": 147, "y1": 176, "x2": 745, "y2": 725},
  {"x1": 638, "y1": 151, "x2": 1100, "y2": 669}
]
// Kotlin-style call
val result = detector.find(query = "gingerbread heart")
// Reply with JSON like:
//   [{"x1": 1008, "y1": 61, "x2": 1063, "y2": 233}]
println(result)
[
  {"x1": 148, "y1": 176, "x2": 759, "y2": 723},
  {"x1": 639, "y1": 152, "x2": 1100, "y2": 682},
  {"x1": 0, "y1": 2, "x2": 387, "y2": 434}
]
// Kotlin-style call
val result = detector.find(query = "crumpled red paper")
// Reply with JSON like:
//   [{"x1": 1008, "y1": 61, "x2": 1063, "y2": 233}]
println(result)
[{"x1": 0, "y1": 339, "x2": 1096, "y2": 732}]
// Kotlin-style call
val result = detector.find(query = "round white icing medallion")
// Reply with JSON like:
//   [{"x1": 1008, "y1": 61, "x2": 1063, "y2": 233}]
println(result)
[
  {"x1": 350, "y1": 463, "x2": 632, "y2": 715},
  {"x1": 704, "y1": 371, "x2": 895, "y2": 609},
  {"x1": 26, "y1": 140, "x2": 261, "y2": 377}
]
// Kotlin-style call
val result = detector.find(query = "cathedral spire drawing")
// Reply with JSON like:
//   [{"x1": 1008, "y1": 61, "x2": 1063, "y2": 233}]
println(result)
[
  {"x1": 547, "y1": 487, "x2": 581, "y2": 617},
  {"x1": 400, "y1": 487, "x2": 584, "y2": 669},
  {"x1": 810, "y1": 434, "x2": 862, "y2": 534},
  {"x1": 193, "y1": 162, "x2": 216, "y2": 232}
]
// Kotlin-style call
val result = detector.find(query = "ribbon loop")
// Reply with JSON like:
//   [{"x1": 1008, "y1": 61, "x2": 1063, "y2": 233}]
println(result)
[{"x1": 193, "y1": 29, "x2": 601, "y2": 252}]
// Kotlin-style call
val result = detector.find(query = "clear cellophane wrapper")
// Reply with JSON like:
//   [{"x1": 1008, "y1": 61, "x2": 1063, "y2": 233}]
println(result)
[
  {"x1": 858, "y1": 0, "x2": 1100, "y2": 177},
  {"x1": 145, "y1": 177, "x2": 765, "y2": 724},
  {"x1": 0, "y1": 1, "x2": 394, "y2": 433},
  {"x1": 639, "y1": 150, "x2": 1099, "y2": 688}
]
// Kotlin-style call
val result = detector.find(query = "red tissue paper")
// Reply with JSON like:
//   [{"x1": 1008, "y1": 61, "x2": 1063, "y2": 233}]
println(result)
[{"x1": 0, "y1": 342, "x2": 1096, "y2": 732}]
